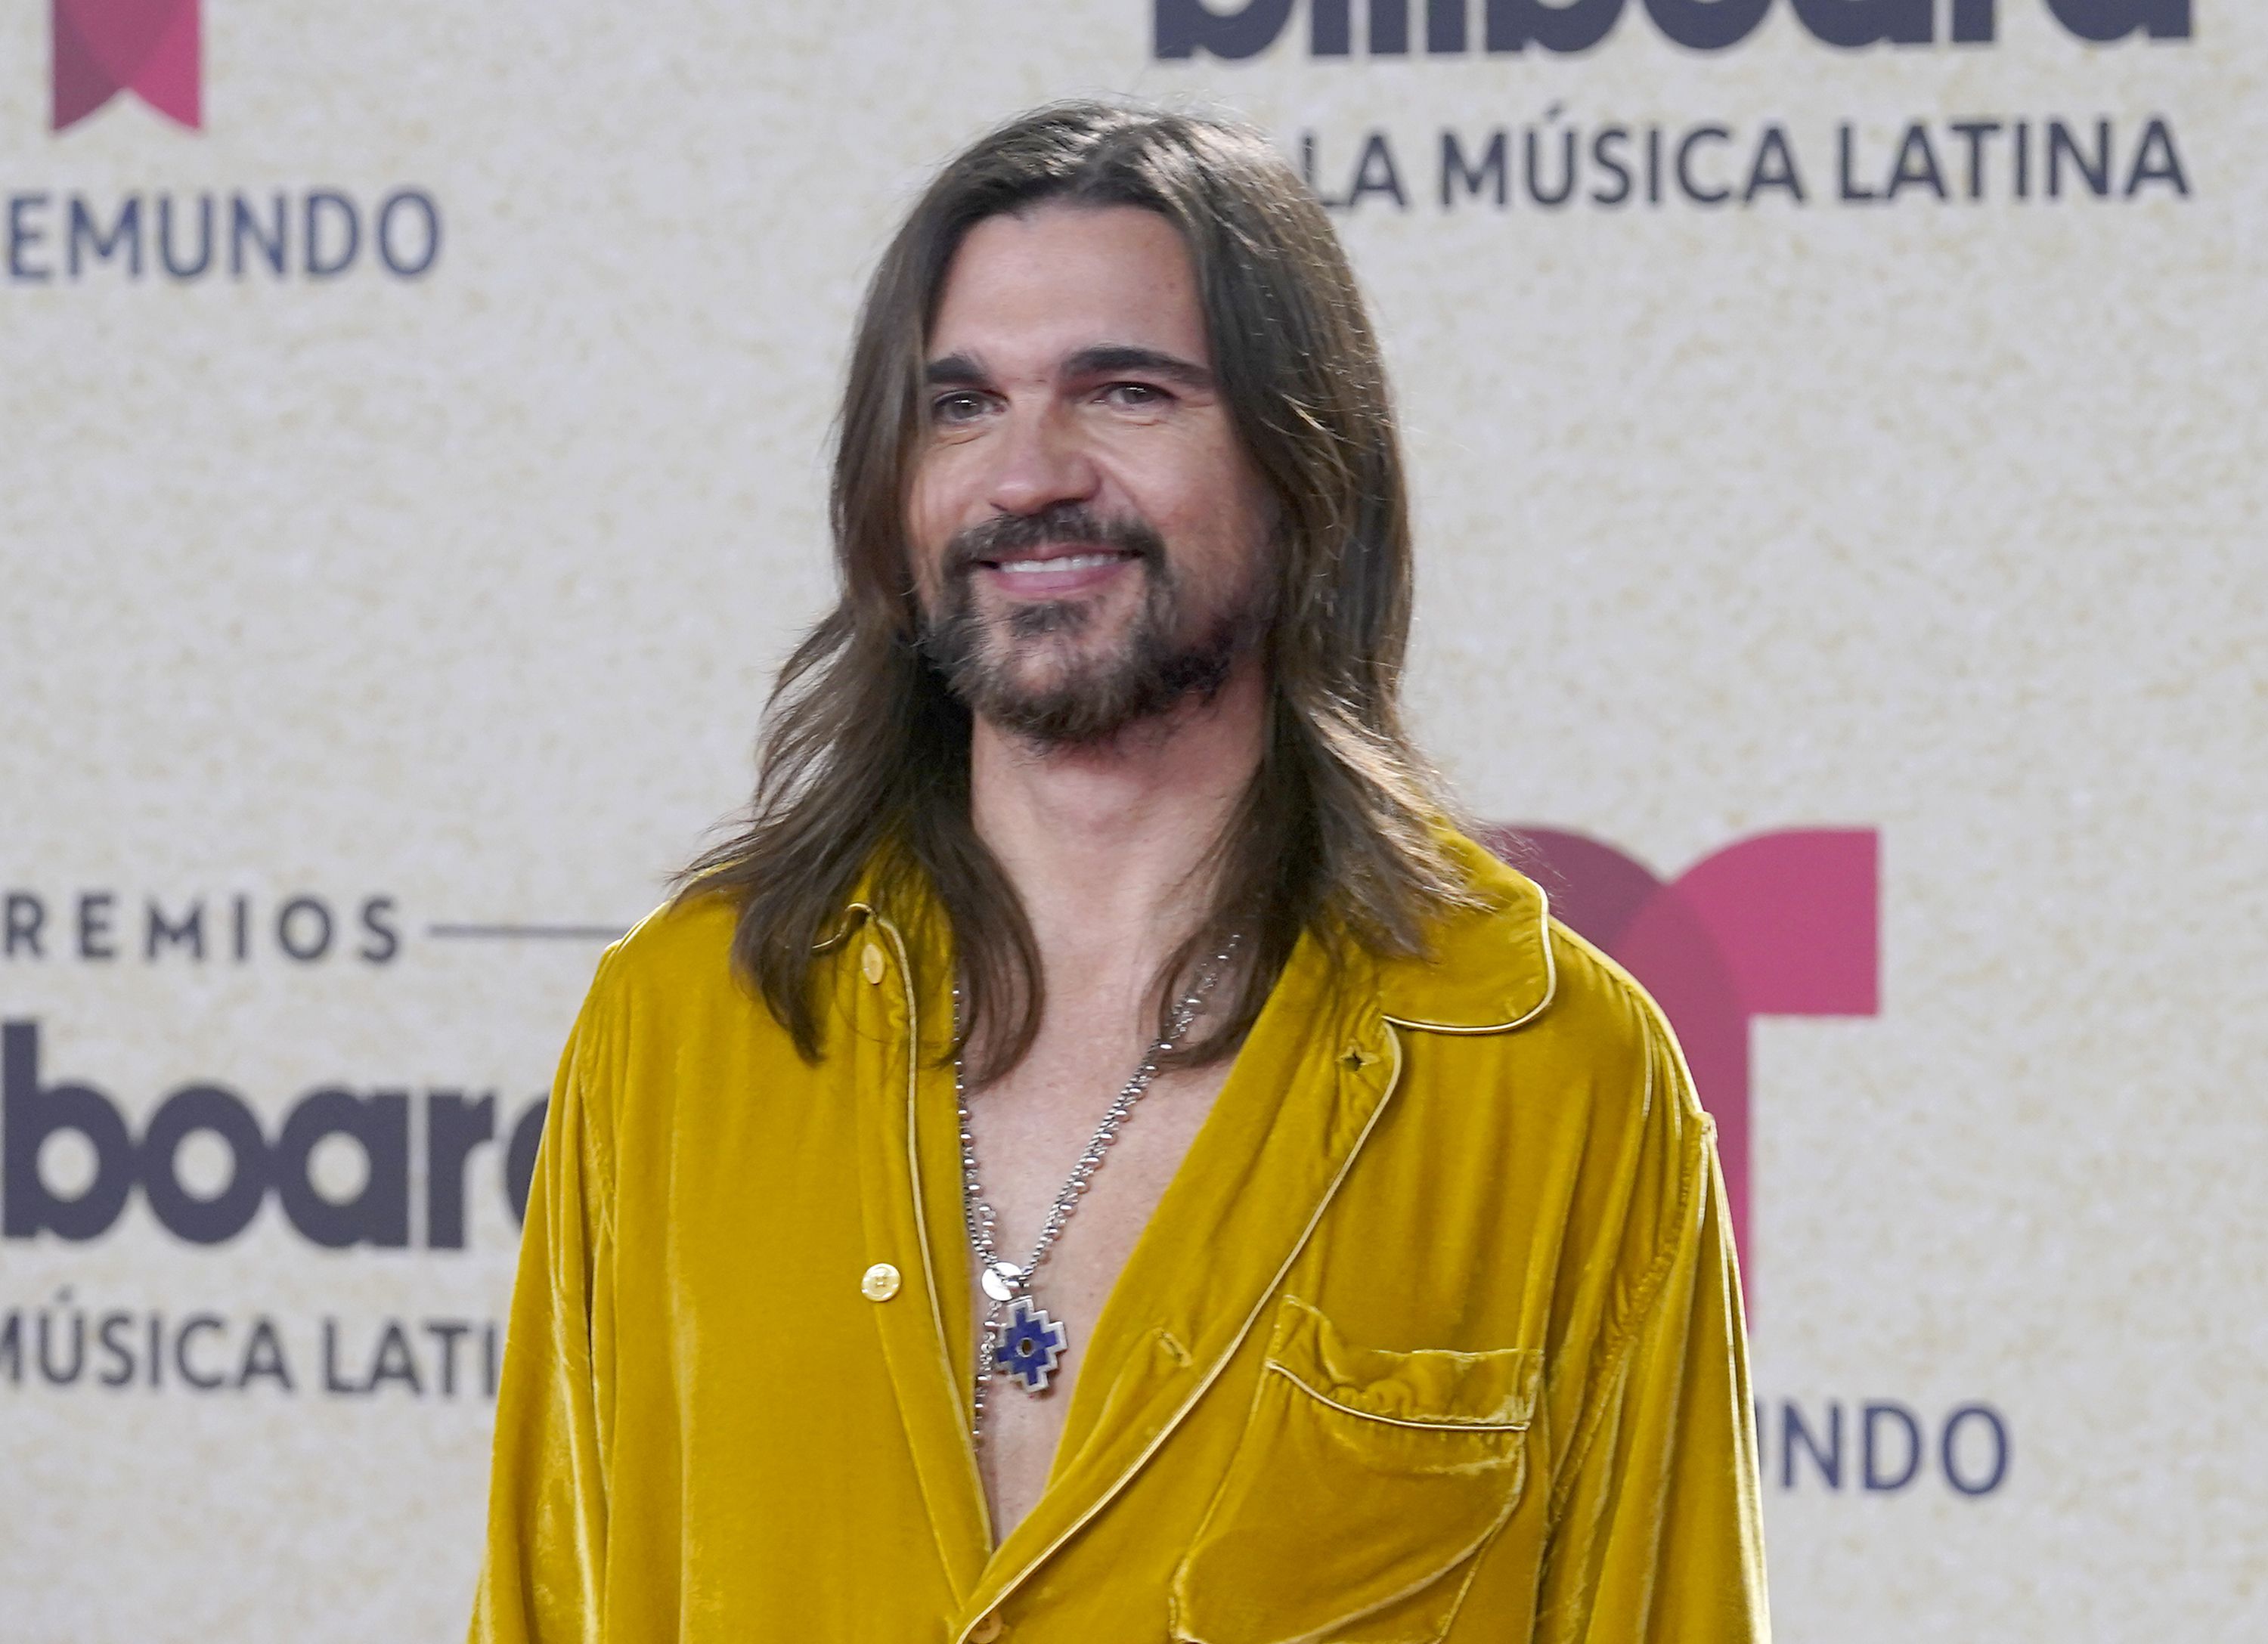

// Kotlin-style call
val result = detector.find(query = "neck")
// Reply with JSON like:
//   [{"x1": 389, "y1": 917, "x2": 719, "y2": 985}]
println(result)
[{"x1": 968, "y1": 661, "x2": 1266, "y2": 1026}]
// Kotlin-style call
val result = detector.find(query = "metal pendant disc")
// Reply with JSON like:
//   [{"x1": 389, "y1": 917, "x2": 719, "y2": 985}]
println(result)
[{"x1": 981, "y1": 1262, "x2": 1022, "y2": 1302}]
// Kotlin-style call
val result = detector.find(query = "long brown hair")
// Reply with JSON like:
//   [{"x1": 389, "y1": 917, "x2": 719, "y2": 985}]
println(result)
[{"x1": 683, "y1": 100, "x2": 1476, "y2": 1080}]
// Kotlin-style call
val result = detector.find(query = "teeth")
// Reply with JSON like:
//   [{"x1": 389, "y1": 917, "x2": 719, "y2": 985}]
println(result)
[{"x1": 996, "y1": 553, "x2": 1120, "y2": 574}]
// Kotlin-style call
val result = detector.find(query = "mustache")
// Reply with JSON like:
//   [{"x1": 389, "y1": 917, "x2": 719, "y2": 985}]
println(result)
[{"x1": 940, "y1": 506, "x2": 1167, "y2": 576}]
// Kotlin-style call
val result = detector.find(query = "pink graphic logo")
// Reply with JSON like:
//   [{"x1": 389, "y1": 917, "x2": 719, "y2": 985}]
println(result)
[
  {"x1": 1487, "y1": 828, "x2": 1880, "y2": 1282},
  {"x1": 51, "y1": 0, "x2": 201, "y2": 134}
]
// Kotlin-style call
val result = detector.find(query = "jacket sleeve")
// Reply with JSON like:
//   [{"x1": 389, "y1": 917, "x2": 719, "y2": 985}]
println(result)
[
  {"x1": 469, "y1": 979, "x2": 618, "y2": 1644},
  {"x1": 1535, "y1": 1017, "x2": 1771, "y2": 1644}
]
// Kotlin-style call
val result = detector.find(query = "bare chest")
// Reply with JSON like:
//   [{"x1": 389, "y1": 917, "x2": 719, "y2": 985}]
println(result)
[{"x1": 962, "y1": 1029, "x2": 1234, "y2": 1542}]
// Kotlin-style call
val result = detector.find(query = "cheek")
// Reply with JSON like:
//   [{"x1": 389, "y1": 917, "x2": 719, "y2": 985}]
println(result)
[
  {"x1": 1232, "y1": 470, "x2": 1278, "y2": 559},
  {"x1": 1177, "y1": 458, "x2": 1276, "y2": 593},
  {"x1": 1134, "y1": 442, "x2": 1252, "y2": 547},
  {"x1": 903, "y1": 468, "x2": 955, "y2": 596}
]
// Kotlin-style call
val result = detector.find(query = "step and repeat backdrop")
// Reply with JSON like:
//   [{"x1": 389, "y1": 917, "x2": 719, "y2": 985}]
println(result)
[{"x1": 2, "y1": 2, "x2": 2259, "y2": 1639}]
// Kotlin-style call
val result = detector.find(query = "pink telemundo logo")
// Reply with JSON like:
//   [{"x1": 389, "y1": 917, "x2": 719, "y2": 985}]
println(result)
[
  {"x1": 51, "y1": 0, "x2": 200, "y2": 133},
  {"x1": 1490, "y1": 828, "x2": 1881, "y2": 1281}
]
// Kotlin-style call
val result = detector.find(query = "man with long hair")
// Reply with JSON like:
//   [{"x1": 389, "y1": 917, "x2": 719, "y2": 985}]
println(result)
[{"x1": 473, "y1": 102, "x2": 1767, "y2": 1642}]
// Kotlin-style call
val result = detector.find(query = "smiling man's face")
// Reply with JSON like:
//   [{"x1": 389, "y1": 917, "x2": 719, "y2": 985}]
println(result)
[{"x1": 906, "y1": 203, "x2": 1278, "y2": 745}]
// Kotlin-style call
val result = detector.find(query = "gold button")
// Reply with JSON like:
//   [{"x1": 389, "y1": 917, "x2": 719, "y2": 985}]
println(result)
[
  {"x1": 860, "y1": 942, "x2": 886, "y2": 983},
  {"x1": 969, "y1": 1615, "x2": 1004, "y2": 1643},
  {"x1": 860, "y1": 1262, "x2": 901, "y2": 1302}
]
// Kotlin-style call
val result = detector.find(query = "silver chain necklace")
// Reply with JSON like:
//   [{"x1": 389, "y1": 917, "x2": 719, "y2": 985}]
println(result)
[{"x1": 955, "y1": 933, "x2": 1238, "y2": 1437}]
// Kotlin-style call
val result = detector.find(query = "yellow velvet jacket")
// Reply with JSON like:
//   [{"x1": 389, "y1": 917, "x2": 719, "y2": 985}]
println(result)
[{"x1": 470, "y1": 835, "x2": 1768, "y2": 1642}]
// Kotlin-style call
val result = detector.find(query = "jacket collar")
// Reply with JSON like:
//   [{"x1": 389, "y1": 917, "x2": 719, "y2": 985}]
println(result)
[
  {"x1": 1369, "y1": 829, "x2": 1557, "y2": 1034},
  {"x1": 821, "y1": 828, "x2": 1557, "y2": 1037}
]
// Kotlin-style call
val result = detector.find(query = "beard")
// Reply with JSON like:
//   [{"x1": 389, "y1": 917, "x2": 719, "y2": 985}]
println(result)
[{"x1": 917, "y1": 504, "x2": 1266, "y2": 747}]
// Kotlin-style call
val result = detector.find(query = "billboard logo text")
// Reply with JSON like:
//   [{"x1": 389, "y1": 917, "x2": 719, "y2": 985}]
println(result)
[
  {"x1": 1, "y1": 1021, "x2": 541, "y2": 1249},
  {"x1": 1157, "y1": 0, "x2": 2191, "y2": 59}
]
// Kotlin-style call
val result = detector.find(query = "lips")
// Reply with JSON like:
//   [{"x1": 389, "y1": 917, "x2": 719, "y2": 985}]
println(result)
[
  {"x1": 986, "y1": 550, "x2": 1136, "y2": 576},
  {"x1": 971, "y1": 546, "x2": 1139, "y2": 599}
]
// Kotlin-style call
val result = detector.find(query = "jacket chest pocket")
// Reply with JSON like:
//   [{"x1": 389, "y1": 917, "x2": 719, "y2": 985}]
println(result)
[{"x1": 1170, "y1": 1297, "x2": 1541, "y2": 1644}]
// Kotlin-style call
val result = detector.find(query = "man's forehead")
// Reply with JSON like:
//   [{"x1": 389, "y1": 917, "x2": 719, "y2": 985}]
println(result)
[{"x1": 926, "y1": 203, "x2": 1210, "y2": 371}]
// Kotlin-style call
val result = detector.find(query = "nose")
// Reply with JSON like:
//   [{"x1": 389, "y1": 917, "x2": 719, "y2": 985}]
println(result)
[{"x1": 984, "y1": 402, "x2": 1098, "y2": 519}]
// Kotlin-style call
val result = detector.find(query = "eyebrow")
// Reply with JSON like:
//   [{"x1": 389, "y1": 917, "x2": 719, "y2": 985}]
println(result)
[
  {"x1": 925, "y1": 351, "x2": 987, "y2": 386},
  {"x1": 1063, "y1": 345, "x2": 1213, "y2": 387},
  {"x1": 920, "y1": 345, "x2": 1214, "y2": 389}
]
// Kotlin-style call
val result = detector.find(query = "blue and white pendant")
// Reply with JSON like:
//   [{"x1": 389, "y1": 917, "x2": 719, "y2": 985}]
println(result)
[{"x1": 991, "y1": 1296, "x2": 1069, "y2": 1393}]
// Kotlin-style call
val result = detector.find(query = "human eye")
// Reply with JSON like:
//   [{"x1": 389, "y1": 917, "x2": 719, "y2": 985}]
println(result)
[
  {"x1": 1099, "y1": 381, "x2": 1170, "y2": 410},
  {"x1": 931, "y1": 390, "x2": 993, "y2": 426}
]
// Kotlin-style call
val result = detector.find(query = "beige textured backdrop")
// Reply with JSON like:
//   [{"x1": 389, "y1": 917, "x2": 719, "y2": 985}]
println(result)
[{"x1": 2, "y1": 3, "x2": 2260, "y2": 1639}]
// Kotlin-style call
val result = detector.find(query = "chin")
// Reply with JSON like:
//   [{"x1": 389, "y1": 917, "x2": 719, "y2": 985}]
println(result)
[
  {"x1": 989, "y1": 617, "x2": 1126, "y2": 670},
  {"x1": 987, "y1": 655, "x2": 1111, "y2": 706}
]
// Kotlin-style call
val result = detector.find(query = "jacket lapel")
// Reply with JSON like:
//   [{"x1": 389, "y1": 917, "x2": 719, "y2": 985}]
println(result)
[
  {"x1": 962, "y1": 928, "x2": 1406, "y2": 1624},
  {"x1": 838, "y1": 907, "x2": 994, "y2": 1598}
]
